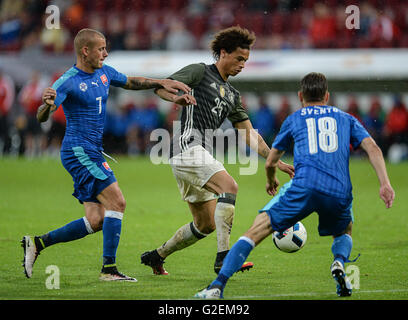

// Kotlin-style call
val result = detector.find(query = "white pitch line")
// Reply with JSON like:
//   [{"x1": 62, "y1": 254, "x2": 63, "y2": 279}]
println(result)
[{"x1": 231, "y1": 288, "x2": 408, "y2": 299}]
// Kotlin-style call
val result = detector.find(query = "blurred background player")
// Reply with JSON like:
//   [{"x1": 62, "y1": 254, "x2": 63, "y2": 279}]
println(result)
[
  {"x1": 1, "y1": 1, "x2": 407, "y2": 160},
  {"x1": 21, "y1": 28, "x2": 191, "y2": 281},
  {"x1": 195, "y1": 72, "x2": 395, "y2": 299},
  {"x1": 0, "y1": 68, "x2": 15, "y2": 156},
  {"x1": 18, "y1": 70, "x2": 47, "y2": 158},
  {"x1": 141, "y1": 26, "x2": 294, "y2": 275}
]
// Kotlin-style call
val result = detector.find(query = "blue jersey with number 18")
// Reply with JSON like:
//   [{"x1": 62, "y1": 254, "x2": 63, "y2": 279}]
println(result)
[
  {"x1": 51, "y1": 64, "x2": 127, "y2": 152},
  {"x1": 272, "y1": 105, "x2": 370, "y2": 199}
]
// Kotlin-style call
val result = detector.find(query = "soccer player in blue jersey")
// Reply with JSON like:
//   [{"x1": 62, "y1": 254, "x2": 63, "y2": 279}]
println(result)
[
  {"x1": 195, "y1": 72, "x2": 395, "y2": 298},
  {"x1": 21, "y1": 28, "x2": 193, "y2": 281}
]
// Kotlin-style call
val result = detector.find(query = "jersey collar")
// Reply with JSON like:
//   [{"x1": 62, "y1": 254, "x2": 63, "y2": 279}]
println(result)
[
  {"x1": 73, "y1": 64, "x2": 97, "y2": 76},
  {"x1": 210, "y1": 64, "x2": 227, "y2": 83}
]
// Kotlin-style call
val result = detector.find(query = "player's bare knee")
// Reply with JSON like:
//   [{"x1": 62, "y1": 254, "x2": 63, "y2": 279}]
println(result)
[
  {"x1": 244, "y1": 212, "x2": 272, "y2": 245},
  {"x1": 221, "y1": 179, "x2": 238, "y2": 195},
  {"x1": 200, "y1": 224, "x2": 215, "y2": 234},
  {"x1": 230, "y1": 179, "x2": 238, "y2": 194},
  {"x1": 109, "y1": 194, "x2": 126, "y2": 213},
  {"x1": 91, "y1": 218, "x2": 104, "y2": 232},
  {"x1": 87, "y1": 215, "x2": 103, "y2": 231},
  {"x1": 195, "y1": 220, "x2": 215, "y2": 234},
  {"x1": 115, "y1": 196, "x2": 126, "y2": 213}
]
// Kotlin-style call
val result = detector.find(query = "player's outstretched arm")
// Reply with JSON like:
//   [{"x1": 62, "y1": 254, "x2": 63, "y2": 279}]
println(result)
[
  {"x1": 234, "y1": 119, "x2": 270, "y2": 158},
  {"x1": 154, "y1": 88, "x2": 197, "y2": 106},
  {"x1": 234, "y1": 120, "x2": 295, "y2": 178},
  {"x1": 265, "y1": 147, "x2": 285, "y2": 196},
  {"x1": 360, "y1": 137, "x2": 395, "y2": 208},
  {"x1": 37, "y1": 87, "x2": 57, "y2": 122},
  {"x1": 123, "y1": 77, "x2": 191, "y2": 94}
]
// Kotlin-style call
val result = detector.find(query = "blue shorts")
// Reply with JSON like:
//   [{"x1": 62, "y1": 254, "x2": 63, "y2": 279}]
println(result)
[
  {"x1": 61, "y1": 146, "x2": 117, "y2": 204},
  {"x1": 259, "y1": 181, "x2": 353, "y2": 236}
]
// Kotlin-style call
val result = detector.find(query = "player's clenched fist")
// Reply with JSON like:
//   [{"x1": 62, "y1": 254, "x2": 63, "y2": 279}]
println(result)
[{"x1": 42, "y1": 87, "x2": 57, "y2": 106}]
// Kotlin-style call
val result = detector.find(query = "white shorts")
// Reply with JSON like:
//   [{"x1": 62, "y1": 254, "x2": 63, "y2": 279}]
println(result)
[{"x1": 169, "y1": 145, "x2": 226, "y2": 203}]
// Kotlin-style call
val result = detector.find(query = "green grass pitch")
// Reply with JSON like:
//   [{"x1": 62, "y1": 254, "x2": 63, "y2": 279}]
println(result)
[{"x1": 0, "y1": 155, "x2": 407, "y2": 300}]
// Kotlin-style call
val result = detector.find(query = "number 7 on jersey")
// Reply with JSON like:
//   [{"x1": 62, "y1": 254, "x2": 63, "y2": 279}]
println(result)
[{"x1": 96, "y1": 96, "x2": 102, "y2": 114}]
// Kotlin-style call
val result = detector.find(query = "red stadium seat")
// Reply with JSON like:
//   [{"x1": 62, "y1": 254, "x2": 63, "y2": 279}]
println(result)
[
  {"x1": 168, "y1": 0, "x2": 187, "y2": 11},
  {"x1": 265, "y1": 12, "x2": 285, "y2": 34},
  {"x1": 148, "y1": 0, "x2": 162, "y2": 11},
  {"x1": 249, "y1": 12, "x2": 266, "y2": 35},
  {"x1": 287, "y1": 11, "x2": 304, "y2": 34},
  {"x1": 233, "y1": 11, "x2": 250, "y2": 29},
  {"x1": 188, "y1": 15, "x2": 208, "y2": 39},
  {"x1": 302, "y1": 0, "x2": 317, "y2": 9},
  {"x1": 400, "y1": 34, "x2": 408, "y2": 47},
  {"x1": 393, "y1": 5, "x2": 407, "y2": 31},
  {"x1": 94, "y1": 0, "x2": 107, "y2": 12}
]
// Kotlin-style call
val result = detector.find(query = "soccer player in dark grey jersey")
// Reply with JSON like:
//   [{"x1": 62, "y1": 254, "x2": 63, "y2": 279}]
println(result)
[
  {"x1": 141, "y1": 26, "x2": 295, "y2": 275},
  {"x1": 164, "y1": 62, "x2": 249, "y2": 158}
]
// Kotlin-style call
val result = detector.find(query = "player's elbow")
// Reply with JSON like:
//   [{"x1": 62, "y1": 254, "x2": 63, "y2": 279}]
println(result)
[
  {"x1": 371, "y1": 142, "x2": 382, "y2": 156},
  {"x1": 362, "y1": 137, "x2": 382, "y2": 158},
  {"x1": 369, "y1": 144, "x2": 384, "y2": 161}
]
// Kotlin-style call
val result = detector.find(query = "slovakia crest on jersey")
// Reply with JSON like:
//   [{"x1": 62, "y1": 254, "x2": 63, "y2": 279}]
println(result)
[
  {"x1": 100, "y1": 74, "x2": 108, "y2": 86},
  {"x1": 102, "y1": 162, "x2": 112, "y2": 172}
]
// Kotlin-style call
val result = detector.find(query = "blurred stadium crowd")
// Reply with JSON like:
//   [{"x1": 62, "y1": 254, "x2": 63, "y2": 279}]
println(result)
[
  {"x1": 0, "y1": 0, "x2": 407, "y2": 160},
  {"x1": 1, "y1": 0, "x2": 408, "y2": 52},
  {"x1": 1, "y1": 66, "x2": 407, "y2": 160}
]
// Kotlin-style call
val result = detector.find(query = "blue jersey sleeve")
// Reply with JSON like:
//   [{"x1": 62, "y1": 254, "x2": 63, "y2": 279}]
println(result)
[
  {"x1": 272, "y1": 115, "x2": 293, "y2": 151},
  {"x1": 103, "y1": 64, "x2": 127, "y2": 87},
  {"x1": 52, "y1": 76, "x2": 71, "y2": 107},
  {"x1": 349, "y1": 115, "x2": 370, "y2": 149}
]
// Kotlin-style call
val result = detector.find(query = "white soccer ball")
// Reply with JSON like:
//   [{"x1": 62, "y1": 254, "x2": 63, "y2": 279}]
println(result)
[{"x1": 272, "y1": 222, "x2": 307, "y2": 253}]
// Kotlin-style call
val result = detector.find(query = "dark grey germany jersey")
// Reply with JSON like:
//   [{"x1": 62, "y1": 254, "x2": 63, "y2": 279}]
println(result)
[{"x1": 168, "y1": 63, "x2": 249, "y2": 157}]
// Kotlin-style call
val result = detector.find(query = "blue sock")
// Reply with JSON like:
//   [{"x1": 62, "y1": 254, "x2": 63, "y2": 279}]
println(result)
[
  {"x1": 102, "y1": 211, "x2": 123, "y2": 266},
  {"x1": 211, "y1": 237, "x2": 255, "y2": 289},
  {"x1": 42, "y1": 217, "x2": 91, "y2": 247},
  {"x1": 331, "y1": 234, "x2": 353, "y2": 265}
]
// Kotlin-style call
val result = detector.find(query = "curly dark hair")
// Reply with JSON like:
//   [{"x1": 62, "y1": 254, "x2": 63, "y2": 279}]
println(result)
[{"x1": 210, "y1": 26, "x2": 256, "y2": 60}]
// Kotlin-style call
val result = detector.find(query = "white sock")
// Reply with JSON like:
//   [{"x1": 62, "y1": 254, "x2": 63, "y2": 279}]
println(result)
[
  {"x1": 157, "y1": 222, "x2": 207, "y2": 258},
  {"x1": 214, "y1": 194, "x2": 236, "y2": 253}
]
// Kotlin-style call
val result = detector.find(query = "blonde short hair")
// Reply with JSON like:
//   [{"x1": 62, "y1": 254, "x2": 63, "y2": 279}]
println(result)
[{"x1": 74, "y1": 28, "x2": 105, "y2": 56}]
